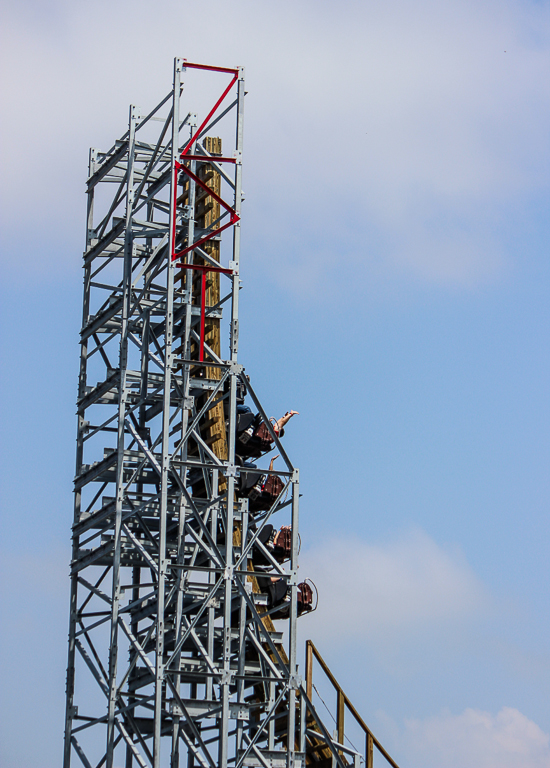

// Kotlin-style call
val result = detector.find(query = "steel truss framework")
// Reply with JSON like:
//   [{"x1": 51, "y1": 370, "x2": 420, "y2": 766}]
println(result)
[{"x1": 63, "y1": 58, "x2": 354, "y2": 768}]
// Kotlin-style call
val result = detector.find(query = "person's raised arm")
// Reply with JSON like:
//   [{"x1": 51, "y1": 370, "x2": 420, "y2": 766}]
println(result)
[{"x1": 274, "y1": 410, "x2": 299, "y2": 435}]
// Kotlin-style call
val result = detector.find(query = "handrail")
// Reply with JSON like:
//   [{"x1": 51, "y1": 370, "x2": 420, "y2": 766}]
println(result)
[{"x1": 305, "y1": 640, "x2": 401, "y2": 768}]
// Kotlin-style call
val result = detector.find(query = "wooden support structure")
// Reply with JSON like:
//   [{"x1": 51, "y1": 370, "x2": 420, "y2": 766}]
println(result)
[
  {"x1": 194, "y1": 136, "x2": 228, "y2": 463},
  {"x1": 366, "y1": 732, "x2": 374, "y2": 768},
  {"x1": 337, "y1": 689, "x2": 345, "y2": 749}
]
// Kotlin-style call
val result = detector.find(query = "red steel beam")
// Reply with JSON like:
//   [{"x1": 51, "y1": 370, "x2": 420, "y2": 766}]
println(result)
[
  {"x1": 180, "y1": 74, "x2": 238, "y2": 158},
  {"x1": 173, "y1": 160, "x2": 239, "y2": 261},
  {"x1": 183, "y1": 61, "x2": 239, "y2": 75},
  {"x1": 176, "y1": 161, "x2": 237, "y2": 218},
  {"x1": 177, "y1": 263, "x2": 233, "y2": 362}
]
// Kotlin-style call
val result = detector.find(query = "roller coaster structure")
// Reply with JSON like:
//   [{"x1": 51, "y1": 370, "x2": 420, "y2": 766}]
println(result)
[{"x1": 63, "y1": 58, "x2": 400, "y2": 768}]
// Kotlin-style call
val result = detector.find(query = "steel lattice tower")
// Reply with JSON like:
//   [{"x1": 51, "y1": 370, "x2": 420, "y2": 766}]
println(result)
[{"x1": 64, "y1": 58, "x2": 399, "y2": 768}]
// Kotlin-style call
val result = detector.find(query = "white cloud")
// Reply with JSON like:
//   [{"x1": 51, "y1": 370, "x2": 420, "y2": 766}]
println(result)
[
  {"x1": 298, "y1": 530, "x2": 487, "y2": 645},
  {"x1": 0, "y1": 0, "x2": 548, "y2": 285},
  {"x1": 395, "y1": 706, "x2": 550, "y2": 768}
]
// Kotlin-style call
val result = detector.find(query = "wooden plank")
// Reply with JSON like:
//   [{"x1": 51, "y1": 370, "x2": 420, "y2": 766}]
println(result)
[
  {"x1": 366, "y1": 733, "x2": 373, "y2": 768},
  {"x1": 196, "y1": 136, "x2": 228, "y2": 466}
]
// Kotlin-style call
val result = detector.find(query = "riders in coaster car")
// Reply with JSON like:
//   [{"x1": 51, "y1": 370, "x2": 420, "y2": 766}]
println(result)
[
  {"x1": 236, "y1": 455, "x2": 285, "y2": 512},
  {"x1": 236, "y1": 407, "x2": 298, "y2": 460},
  {"x1": 251, "y1": 524, "x2": 292, "y2": 568},
  {"x1": 256, "y1": 576, "x2": 315, "y2": 620}
]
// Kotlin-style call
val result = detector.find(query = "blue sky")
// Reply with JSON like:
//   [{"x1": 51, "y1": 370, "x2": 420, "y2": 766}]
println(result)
[{"x1": 0, "y1": 1, "x2": 549, "y2": 766}]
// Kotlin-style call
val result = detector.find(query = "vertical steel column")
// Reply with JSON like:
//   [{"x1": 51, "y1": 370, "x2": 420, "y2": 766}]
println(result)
[
  {"x1": 107, "y1": 104, "x2": 139, "y2": 768},
  {"x1": 287, "y1": 470, "x2": 300, "y2": 768},
  {"x1": 219, "y1": 438, "x2": 235, "y2": 766},
  {"x1": 127, "y1": 188, "x2": 154, "y2": 768},
  {"x1": 153, "y1": 60, "x2": 182, "y2": 767},
  {"x1": 179, "y1": 110, "x2": 197, "y2": 424},
  {"x1": 174, "y1": 112, "x2": 197, "y2": 763},
  {"x1": 230, "y1": 69, "x2": 245, "y2": 365},
  {"x1": 219, "y1": 66, "x2": 245, "y2": 768},
  {"x1": 63, "y1": 146, "x2": 97, "y2": 768},
  {"x1": 235, "y1": 498, "x2": 249, "y2": 757}
]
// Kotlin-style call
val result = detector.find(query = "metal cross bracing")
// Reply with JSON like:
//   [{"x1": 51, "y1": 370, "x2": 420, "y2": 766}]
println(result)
[
  {"x1": 64, "y1": 56, "x2": 402, "y2": 768},
  {"x1": 63, "y1": 57, "x2": 341, "y2": 768}
]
